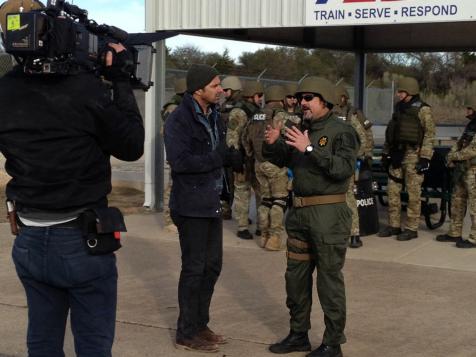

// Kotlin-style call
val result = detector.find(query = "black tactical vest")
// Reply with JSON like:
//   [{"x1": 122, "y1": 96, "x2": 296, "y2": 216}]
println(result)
[{"x1": 387, "y1": 96, "x2": 427, "y2": 148}]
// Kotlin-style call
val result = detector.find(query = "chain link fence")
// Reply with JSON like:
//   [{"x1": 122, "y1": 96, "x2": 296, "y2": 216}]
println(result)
[{"x1": 165, "y1": 69, "x2": 395, "y2": 124}]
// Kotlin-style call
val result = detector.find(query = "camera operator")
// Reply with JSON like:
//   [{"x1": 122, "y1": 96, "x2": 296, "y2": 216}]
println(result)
[{"x1": 0, "y1": 1, "x2": 144, "y2": 356}]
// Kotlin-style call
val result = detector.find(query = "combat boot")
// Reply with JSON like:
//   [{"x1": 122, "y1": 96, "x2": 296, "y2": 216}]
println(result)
[
  {"x1": 265, "y1": 234, "x2": 282, "y2": 251},
  {"x1": 260, "y1": 232, "x2": 269, "y2": 248},
  {"x1": 456, "y1": 239, "x2": 476, "y2": 248},
  {"x1": 237, "y1": 229, "x2": 253, "y2": 240},
  {"x1": 306, "y1": 343, "x2": 343, "y2": 357},
  {"x1": 436, "y1": 234, "x2": 461, "y2": 243},
  {"x1": 396, "y1": 229, "x2": 418, "y2": 241},
  {"x1": 377, "y1": 226, "x2": 402, "y2": 237},
  {"x1": 269, "y1": 330, "x2": 311, "y2": 354},
  {"x1": 164, "y1": 223, "x2": 178, "y2": 234},
  {"x1": 349, "y1": 235, "x2": 362, "y2": 248}
]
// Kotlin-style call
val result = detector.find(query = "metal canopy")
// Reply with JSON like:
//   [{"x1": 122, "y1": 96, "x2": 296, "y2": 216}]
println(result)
[
  {"x1": 143, "y1": 0, "x2": 476, "y2": 209},
  {"x1": 176, "y1": 21, "x2": 476, "y2": 53}
]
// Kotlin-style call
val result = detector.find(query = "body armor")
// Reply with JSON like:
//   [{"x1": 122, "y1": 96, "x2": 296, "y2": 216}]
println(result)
[{"x1": 387, "y1": 96, "x2": 427, "y2": 148}]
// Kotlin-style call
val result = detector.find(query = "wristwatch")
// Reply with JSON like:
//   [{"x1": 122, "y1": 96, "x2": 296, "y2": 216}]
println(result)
[{"x1": 304, "y1": 144, "x2": 314, "y2": 155}]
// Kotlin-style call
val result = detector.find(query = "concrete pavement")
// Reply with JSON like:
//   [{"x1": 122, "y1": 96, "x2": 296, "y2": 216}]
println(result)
[{"x1": 1, "y1": 211, "x2": 476, "y2": 357}]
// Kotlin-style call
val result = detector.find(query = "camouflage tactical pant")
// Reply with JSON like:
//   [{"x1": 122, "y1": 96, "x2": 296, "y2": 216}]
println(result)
[
  {"x1": 284, "y1": 203, "x2": 350, "y2": 346},
  {"x1": 255, "y1": 161, "x2": 288, "y2": 238},
  {"x1": 387, "y1": 156, "x2": 424, "y2": 231},
  {"x1": 448, "y1": 167, "x2": 476, "y2": 243},
  {"x1": 346, "y1": 177, "x2": 359, "y2": 236},
  {"x1": 233, "y1": 171, "x2": 261, "y2": 231}
]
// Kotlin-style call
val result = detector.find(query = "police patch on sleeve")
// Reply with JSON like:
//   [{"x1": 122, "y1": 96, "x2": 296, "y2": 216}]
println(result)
[{"x1": 318, "y1": 136, "x2": 328, "y2": 147}]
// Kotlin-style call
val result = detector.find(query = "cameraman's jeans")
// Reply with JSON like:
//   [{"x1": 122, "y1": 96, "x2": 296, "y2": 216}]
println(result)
[
  {"x1": 11, "y1": 226, "x2": 118, "y2": 357},
  {"x1": 171, "y1": 212, "x2": 223, "y2": 339}
]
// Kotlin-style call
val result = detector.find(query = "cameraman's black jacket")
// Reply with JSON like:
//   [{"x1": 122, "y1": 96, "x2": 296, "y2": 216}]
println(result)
[{"x1": 0, "y1": 68, "x2": 144, "y2": 217}]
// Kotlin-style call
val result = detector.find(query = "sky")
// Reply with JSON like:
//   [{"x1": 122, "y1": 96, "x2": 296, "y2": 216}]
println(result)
[{"x1": 72, "y1": 0, "x2": 274, "y2": 61}]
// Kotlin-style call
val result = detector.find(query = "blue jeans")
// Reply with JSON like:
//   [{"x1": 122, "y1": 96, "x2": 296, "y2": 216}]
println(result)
[{"x1": 11, "y1": 226, "x2": 118, "y2": 357}]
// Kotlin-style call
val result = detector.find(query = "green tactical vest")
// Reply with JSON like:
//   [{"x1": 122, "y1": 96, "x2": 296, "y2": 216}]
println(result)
[{"x1": 387, "y1": 99, "x2": 427, "y2": 148}]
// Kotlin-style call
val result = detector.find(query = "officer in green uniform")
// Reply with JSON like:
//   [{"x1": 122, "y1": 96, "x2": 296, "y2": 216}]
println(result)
[
  {"x1": 378, "y1": 77, "x2": 435, "y2": 241},
  {"x1": 162, "y1": 78, "x2": 186, "y2": 233},
  {"x1": 264, "y1": 77, "x2": 358, "y2": 357}
]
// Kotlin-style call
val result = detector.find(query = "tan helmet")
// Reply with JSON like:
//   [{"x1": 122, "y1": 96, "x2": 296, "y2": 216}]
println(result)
[
  {"x1": 265, "y1": 85, "x2": 285, "y2": 102},
  {"x1": 296, "y1": 76, "x2": 335, "y2": 105},
  {"x1": 284, "y1": 82, "x2": 298, "y2": 97},
  {"x1": 397, "y1": 77, "x2": 419, "y2": 96},
  {"x1": 221, "y1": 75, "x2": 242, "y2": 91},
  {"x1": 242, "y1": 80, "x2": 263, "y2": 97},
  {"x1": 335, "y1": 83, "x2": 350, "y2": 100},
  {"x1": 0, "y1": 0, "x2": 44, "y2": 35},
  {"x1": 174, "y1": 77, "x2": 186, "y2": 95}
]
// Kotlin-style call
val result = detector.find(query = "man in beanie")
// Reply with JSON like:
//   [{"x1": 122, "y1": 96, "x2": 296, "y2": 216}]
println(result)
[{"x1": 164, "y1": 64, "x2": 228, "y2": 353}]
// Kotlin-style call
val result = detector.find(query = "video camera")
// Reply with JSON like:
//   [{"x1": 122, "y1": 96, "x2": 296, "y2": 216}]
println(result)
[{"x1": 2, "y1": 0, "x2": 155, "y2": 90}]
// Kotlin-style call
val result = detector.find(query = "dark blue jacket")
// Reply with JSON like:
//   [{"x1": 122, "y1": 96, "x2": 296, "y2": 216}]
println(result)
[{"x1": 164, "y1": 93, "x2": 226, "y2": 217}]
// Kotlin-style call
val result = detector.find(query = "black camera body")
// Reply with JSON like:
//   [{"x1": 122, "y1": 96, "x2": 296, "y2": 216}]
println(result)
[{"x1": 3, "y1": 0, "x2": 155, "y2": 90}]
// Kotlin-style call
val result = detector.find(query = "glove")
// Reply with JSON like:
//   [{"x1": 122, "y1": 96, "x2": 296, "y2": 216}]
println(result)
[
  {"x1": 416, "y1": 158, "x2": 430, "y2": 174},
  {"x1": 229, "y1": 148, "x2": 244, "y2": 173},
  {"x1": 103, "y1": 46, "x2": 134, "y2": 81}
]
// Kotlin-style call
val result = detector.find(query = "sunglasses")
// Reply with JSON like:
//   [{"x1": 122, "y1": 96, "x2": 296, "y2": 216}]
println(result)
[
  {"x1": 286, "y1": 95, "x2": 296, "y2": 99},
  {"x1": 298, "y1": 94, "x2": 317, "y2": 102},
  {"x1": 256, "y1": 93, "x2": 264, "y2": 98}
]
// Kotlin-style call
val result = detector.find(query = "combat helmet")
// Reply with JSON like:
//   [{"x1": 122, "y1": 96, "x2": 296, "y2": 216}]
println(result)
[
  {"x1": 397, "y1": 77, "x2": 420, "y2": 96},
  {"x1": 174, "y1": 77, "x2": 187, "y2": 95},
  {"x1": 0, "y1": 0, "x2": 44, "y2": 38},
  {"x1": 221, "y1": 75, "x2": 242, "y2": 91},
  {"x1": 296, "y1": 76, "x2": 335, "y2": 105},
  {"x1": 335, "y1": 83, "x2": 350, "y2": 100},
  {"x1": 242, "y1": 80, "x2": 263, "y2": 97},
  {"x1": 284, "y1": 82, "x2": 298, "y2": 97},
  {"x1": 265, "y1": 85, "x2": 285, "y2": 102}
]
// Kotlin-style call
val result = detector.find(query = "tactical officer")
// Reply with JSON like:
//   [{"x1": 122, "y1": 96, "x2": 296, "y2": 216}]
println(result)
[
  {"x1": 332, "y1": 84, "x2": 372, "y2": 248},
  {"x1": 264, "y1": 77, "x2": 358, "y2": 357},
  {"x1": 220, "y1": 75, "x2": 243, "y2": 219},
  {"x1": 0, "y1": 1, "x2": 144, "y2": 355},
  {"x1": 436, "y1": 101, "x2": 476, "y2": 248},
  {"x1": 226, "y1": 80, "x2": 263, "y2": 239},
  {"x1": 379, "y1": 77, "x2": 435, "y2": 241},
  {"x1": 162, "y1": 77, "x2": 186, "y2": 233},
  {"x1": 284, "y1": 82, "x2": 302, "y2": 122},
  {"x1": 243, "y1": 85, "x2": 289, "y2": 251}
]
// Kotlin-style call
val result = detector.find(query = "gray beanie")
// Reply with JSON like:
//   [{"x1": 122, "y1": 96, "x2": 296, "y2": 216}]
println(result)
[{"x1": 186, "y1": 64, "x2": 219, "y2": 93}]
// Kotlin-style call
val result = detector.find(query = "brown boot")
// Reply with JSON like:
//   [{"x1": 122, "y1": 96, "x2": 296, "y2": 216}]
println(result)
[
  {"x1": 197, "y1": 327, "x2": 227, "y2": 345},
  {"x1": 260, "y1": 232, "x2": 269, "y2": 248},
  {"x1": 265, "y1": 235, "x2": 282, "y2": 251},
  {"x1": 175, "y1": 335, "x2": 219, "y2": 353}
]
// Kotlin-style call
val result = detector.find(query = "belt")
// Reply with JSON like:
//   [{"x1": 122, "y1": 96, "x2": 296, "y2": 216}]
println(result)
[{"x1": 293, "y1": 193, "x2": 346, "y2": 208}]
